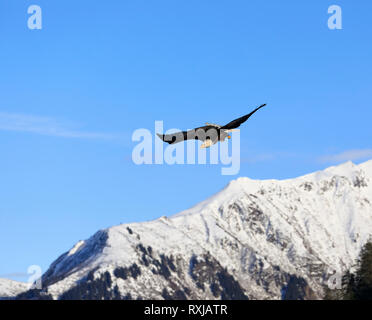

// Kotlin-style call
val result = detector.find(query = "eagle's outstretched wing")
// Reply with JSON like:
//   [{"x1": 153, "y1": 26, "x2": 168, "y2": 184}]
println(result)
[
  {"x1": 221, "y1": 104, "x2": 266, "y2": 130},
  {"x1": 156, "y1": 104, "x2": 266, "y2": 145},
  {"x1": 157, "y1": 126, "x2": 219, "y2": 145}
]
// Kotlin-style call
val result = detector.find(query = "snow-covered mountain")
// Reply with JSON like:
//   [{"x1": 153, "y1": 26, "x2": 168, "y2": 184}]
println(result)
[
  {"x1": 14, "y1": 160, "x2": 372, "y2": 300},
  {"x1": 0, "y1": 279, "x2": 30, "y2": 299}
]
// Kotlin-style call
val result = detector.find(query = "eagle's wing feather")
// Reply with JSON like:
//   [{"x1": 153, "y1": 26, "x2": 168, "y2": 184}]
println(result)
[{"x1": 221, "y1": 104, "x2": 266, "y2": 130}]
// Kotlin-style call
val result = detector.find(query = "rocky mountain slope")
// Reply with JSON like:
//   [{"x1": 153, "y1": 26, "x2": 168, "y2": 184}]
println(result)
[
  {"x1": 0, "y1": 279, "x2": 30, "y2": 299},
  {"x1": 14, "y1": 160, "x2": 372, "y2": 300}
]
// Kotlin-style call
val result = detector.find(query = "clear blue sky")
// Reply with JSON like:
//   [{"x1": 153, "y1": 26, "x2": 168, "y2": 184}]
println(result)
[{"x1": 1, "y1": 0, "x2": 371, "y2": 281}]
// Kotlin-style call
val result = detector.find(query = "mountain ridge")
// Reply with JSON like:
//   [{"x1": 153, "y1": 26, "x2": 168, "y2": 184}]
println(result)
[
  {"x1": 0, "y1": 278, "x2": 30, "y2": 299},
  {"x1": 11, "y1": 160, "x2": 372, "y2": 299}
]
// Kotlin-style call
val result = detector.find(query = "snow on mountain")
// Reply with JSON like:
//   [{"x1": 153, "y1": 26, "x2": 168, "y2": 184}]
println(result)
[
  {"x1": 0, "y1": 279, "x2": 30, "y2": 299},
  {"x1": 15, "y1": 160, "x2": 372, "y2": 300}
]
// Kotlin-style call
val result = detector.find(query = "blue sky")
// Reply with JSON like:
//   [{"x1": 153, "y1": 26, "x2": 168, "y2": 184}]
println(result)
[{"x1": 1, "y1": 0, "x2": 371, "y2": 281}]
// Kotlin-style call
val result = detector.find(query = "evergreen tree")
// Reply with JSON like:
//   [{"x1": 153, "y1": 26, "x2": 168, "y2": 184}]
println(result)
[
  {"x1": 353, "y1": 240, "x2": 372, "y2": 300},
  {"x1": 324, "y1": 240, "x2": 372, "y2": 300}
]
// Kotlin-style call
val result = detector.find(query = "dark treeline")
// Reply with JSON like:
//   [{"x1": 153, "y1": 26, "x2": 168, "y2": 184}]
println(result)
[{"x1": 325, "y1": 240, "x2": 372, "y2": 300}]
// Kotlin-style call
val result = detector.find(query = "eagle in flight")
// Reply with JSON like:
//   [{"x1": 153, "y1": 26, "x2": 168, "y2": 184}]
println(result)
[{"x1": 157, "y1": 104, "x2": 266, "y2": 148}]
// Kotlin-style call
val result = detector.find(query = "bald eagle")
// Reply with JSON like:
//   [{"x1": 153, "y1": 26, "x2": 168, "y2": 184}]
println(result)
[{"x1": 157, "y1": 104, "x2": 266, "y2": 148}]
